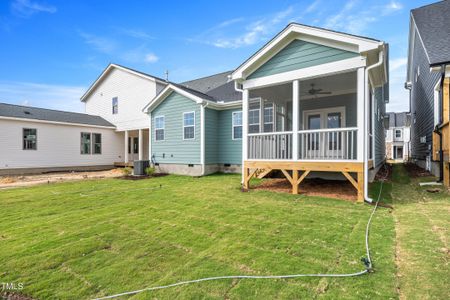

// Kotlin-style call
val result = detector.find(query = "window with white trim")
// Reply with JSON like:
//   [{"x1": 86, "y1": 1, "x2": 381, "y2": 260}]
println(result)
[
  {"x1": 232, "y1": 111, "x2": 242, "y2": 140},
  {"x1": 81, "y1": 132, "x2": 91, "y2": 154},
  {"x1": 395, "y1": 129, "x2": 402, "y2": 138},
  {"x1": 155, "y1": 116, "x2": 165, "y2": 141},
  {"x1": 112, "y1": 97, "x2": 118, "y2": 114},
  {"x1": 93, "y1": 133, "x2": 102, "y2": 154},
  {"x1": 183, "y1": 112, "x2": 195, "y2": 140},
  {"x1": 248, "y1": 100, "x2": 260, "y2": 133},
  {"x1": 263, "y1": 103, "x2": 274, "y2": 132},
  {"x1": 23, "y1": 128, "x2": 37, "y2": 150}
]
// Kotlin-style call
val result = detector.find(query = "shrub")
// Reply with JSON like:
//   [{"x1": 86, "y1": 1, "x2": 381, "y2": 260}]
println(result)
[
  {"x1": 145, "y1": 166, "x2": 155, "y2": 176},
  {"x1": 122, "y1": 167, "x2": 132, "y2": 176}
]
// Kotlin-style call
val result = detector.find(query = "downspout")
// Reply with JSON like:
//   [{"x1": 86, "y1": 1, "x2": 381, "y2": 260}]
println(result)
[
  {"x1": 364, "y1": 49, "x2": 384, "y2": 203},
  {"x1": 201, "y1": 101, "x2": 209, "y2": 176},
  {"x1": 433, "y1": 64, "x2": 447, "y2": 182}
]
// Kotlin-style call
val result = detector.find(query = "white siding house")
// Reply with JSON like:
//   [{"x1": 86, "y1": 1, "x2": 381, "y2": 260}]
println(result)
[{"x1": 81, "y1": 64, "x2": 167, "y2": 165}]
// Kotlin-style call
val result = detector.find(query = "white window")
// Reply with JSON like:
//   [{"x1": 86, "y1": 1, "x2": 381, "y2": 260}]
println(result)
[
  {"x1": 248, "y1": 100, "x2": 260, "y2": 134},
  {"x1": 232, "y1": 111, "x2": 242, "y2": 140},
  {"x1": 183, "y1": 112, "x2": 195, "y2": 140},
  {"x1": 93, "y1": 133, "x2": 102, "y2": 154},
  {"x1": 263, "y1": 103, "x2": 274, "y2": 132},
  {"x1": 112, "y1": 97, "x2": 118, "y2": 114},
  {"x1": 155, "y1": 116, "x2": 165, "y2": 141},
  {"x1": 23, "y1": 128, "x2": 37, "y2": 150},
  {"x1": 395, "y1": 129, "x2": 402, "y2": 138},
  {"x1": 81, "y1": 132, "x2": 91, "y2": 154}
]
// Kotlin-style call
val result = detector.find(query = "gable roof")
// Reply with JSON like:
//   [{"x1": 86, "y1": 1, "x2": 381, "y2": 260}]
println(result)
[
  {"x1": 80, "y1": 63, "x2": 168, "y2": 102},
  {"x1": 180, "y1": 71, "x2": 241, "y2": 102},
  {"x1": 231, "y1": 22, "x2": 384, "y2": 81},
  {"x1": 388, "y1": 112, "x2": 410, "y2": 128},
  {"x1": 411, "y1": 1, "x2": 450, "y2": 66},
  {"x1": 0, "y1": 102, "x2": 115, "y2": 127}
]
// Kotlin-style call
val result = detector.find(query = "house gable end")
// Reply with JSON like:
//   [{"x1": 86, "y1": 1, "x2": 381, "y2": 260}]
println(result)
[{"x1": 248, "y1": 39, "x2": 359, "y2": 79}]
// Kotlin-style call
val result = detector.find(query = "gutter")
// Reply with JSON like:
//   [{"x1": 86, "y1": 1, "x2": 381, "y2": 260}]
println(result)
[
  {"x1": 364, "y1": 49, "x2": 384, "y2": 203},
  {"x1": 433, "y1": 63, "x2": 447, "y2": 182}
]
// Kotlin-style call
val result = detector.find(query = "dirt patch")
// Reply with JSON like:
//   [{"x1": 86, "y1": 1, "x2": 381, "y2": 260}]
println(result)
[
  {"x1": 404, "y1": 163, "x2": 431, "y2": 177},
  {"x1": 376, "y1": 164, "x2": 392, "y2": 181},
  {"x1": 120, "y1": 173, "x2": 169, "y2": 180},
  {"x1": 0, "y1": 169, "x2": 125, "y2": 189},
  {"x1": 254, "y1": 178, "x2": 357, "y2": 201},
  {"x1": 1, "y1": 292, "x2": 36, "y2": 300}
]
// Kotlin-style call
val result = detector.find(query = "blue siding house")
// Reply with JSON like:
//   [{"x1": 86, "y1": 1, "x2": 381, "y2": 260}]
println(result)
[{"x1": 143, "y1": 23, "x2": 389, "y2": 202}]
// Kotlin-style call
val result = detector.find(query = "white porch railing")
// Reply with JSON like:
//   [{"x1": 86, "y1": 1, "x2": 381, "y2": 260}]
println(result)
[
  {"x1": 298, "y1": 127, "x2": 358, "y2": 160},
  {"x1": 247, "y1": 127, "x2": 358, "y2": 160},
  {"x1": 248, "y1": 131, "x2": 292, "y2": 160}
]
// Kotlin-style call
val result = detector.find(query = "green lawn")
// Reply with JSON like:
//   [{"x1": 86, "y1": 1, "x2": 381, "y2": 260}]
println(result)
[
  {"x1": 389, "y1": 165, "x2": 449, "y2": 300},
  {"x1": 0, "y1": 174, "x2": 397, "y2": 299}
]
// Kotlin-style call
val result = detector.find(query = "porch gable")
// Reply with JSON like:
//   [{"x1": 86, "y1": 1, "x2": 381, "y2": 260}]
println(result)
[{"x1": 248, "y1": 39, "x2": 358, "y2": 80}]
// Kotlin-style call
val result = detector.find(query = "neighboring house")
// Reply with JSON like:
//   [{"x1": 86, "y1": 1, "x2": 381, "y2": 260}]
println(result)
[
  {"x1": 406, "y1": 1, "x2": 450, "y2": 186},
  {"x1": 0, "y1": 103, "x2": 121, "y2": 174},
  {"x1": 0, "y1": 22, "x2": 389, "y2": 202},
  {"x1": 385, "y1": 112, "x2": 411, "y2": 161}
]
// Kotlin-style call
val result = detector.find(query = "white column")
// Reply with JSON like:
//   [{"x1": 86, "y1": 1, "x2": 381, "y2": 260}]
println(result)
[
  {"x1": 292, "y1": 80, "x2": 299, "y2": 161},
  {"x1": 259, "y1": 97, "x2": 264, "y2": 133},
  {"x1": 357, "y1": 67, "x2": 365, "y2": 162},
  {"x1": 148, "y1": 113, "x2": 152, "y2": 161},
  {"x1": 124, "y1": 130, "x2": 129, "y2": 164},
  {"x1": 138, "y1": 129, "x2": 143, "y2": 161},
  {"x1": 242, "y1": 89, "x2": 249, "y2": 180}
]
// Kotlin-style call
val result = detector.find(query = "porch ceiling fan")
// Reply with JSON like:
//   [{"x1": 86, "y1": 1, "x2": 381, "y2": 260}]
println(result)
[{"x1": 302, "y1": 83, "x2": 332, "y2": 96}]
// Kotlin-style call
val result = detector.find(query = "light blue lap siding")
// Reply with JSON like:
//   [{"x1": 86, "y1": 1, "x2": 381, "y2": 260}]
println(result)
[
  {"x1": 218, "y1": 109, "x2": 242, "y2": 165},
  {"x1": 151, "y1": 92, "x2": 201, "y2": 164},
  {"x1": 205, "y1": 108, "x2": 219, "y2": 164},
  {"x1": 248, "y1": 39, "x2": 358, "y2": 79}
]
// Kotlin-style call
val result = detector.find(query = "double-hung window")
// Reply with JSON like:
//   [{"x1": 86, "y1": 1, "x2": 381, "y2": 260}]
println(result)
[
  {"x1": 232, "y1": 111, "x2": 242, "y2": 140},
  {"x1": 395, "y1": 129, "x2": 402, "y2": 139},
  {"x1": 155, "y1": 116, "x2": 165, "y2": 141},
  {"x1": 263, "y1": 103, "x2": 274, "y2": 132},
  {"x1": 23, "y1": 128, "x2": 37, "y2": 150},
  {"x1": 93, "y1": 133, "x2": 102, "y2": 154},
  {"x1": 112, "y1": 97, "x2": 118, "y2": 114},
  {"x1": 81, "y1": 132, "x2": 91, "y2": 154},
  {"x1": 248, "y1": 100, "x2": 260, "y2": 134},
  {"x1": 183, "y1": 112, "x2": 195, "y2": 140}
]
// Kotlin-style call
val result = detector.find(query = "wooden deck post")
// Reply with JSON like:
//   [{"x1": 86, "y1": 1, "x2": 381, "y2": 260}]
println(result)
[
  {"x1": 243, "y1": 166, "x2": 249, "y2": 189},
  {"x1": 357, "y1": 171, "x2": 364, "y2": 202},
  {"x1": 292, "y1": 170, "x2": 299, "y2": 194}
]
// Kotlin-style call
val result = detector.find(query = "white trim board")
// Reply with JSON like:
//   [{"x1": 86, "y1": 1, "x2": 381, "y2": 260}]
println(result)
[{"x1": 242, "y1": 56, "x2": 367, "y2": 90}]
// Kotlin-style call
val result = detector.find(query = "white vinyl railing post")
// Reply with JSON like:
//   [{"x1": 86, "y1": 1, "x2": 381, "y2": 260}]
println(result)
[{"x1": 292, "y1": 80, "x2": 299, "y2": 161}]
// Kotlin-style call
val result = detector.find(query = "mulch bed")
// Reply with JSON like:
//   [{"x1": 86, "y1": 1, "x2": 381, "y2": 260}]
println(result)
[
  {"x1": 404, "y1": 163, "x2": 432, "y2": 177},
  {"x1": 253, "y1": 178, "x2": 357, "y2": 201},
  {"x1": 375, "y1": 164, "x2": 392, "y2": 181}
]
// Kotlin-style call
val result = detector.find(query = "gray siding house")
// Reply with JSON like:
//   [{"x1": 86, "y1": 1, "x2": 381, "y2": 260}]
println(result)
[{"x1": 406, "y1": 1, "x2": 450, "y2": 185}]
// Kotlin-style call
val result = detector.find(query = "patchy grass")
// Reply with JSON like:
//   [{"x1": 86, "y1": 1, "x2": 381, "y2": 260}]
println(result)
[
  {"x1": 0, "y1": 174, "x2": 396, "y2": 299},
  {"x1": 390, "y1": 164, "x2": 449, "y2": 300}
]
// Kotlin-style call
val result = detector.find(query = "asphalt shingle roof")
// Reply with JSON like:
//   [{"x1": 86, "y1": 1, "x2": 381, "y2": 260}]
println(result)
[
  {"x1": 180, "y1": 71, "x2": 242, "y2": 102},
  {"x1": 0, "y1": 102, "x2": 115, "y2": 127},
  {"x1": 388, "y1": 112, "x2": 409, "y2": 128},
  {"x1": 412, "y1": 1, "x2": 450, "y2": 66}
]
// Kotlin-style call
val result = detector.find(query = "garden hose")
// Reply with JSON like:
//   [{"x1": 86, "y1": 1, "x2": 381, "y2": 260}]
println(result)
[{"x1": 93, "y1": 182, "x2": 384, "y2": 300}]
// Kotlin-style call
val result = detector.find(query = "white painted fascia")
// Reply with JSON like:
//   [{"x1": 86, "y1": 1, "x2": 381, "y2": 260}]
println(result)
[
  {"x1": 243, "y1": 56, "x2": 367, "y2": 90},
  {"x1": 205, "y1": 100, "x2": 242, "y2": 110},
  {"x1": 80, "y1": 63, "x2": 166, "y2": 102},
  {"x1": 142, "y1": 84, "x2": 205, "y2": 113},
  {"x1": 231, "y1": 23, "x2": 382, "y2": 81},
  {"x1": 0, "y1": 116, "x2": 116, "y2": 129}
]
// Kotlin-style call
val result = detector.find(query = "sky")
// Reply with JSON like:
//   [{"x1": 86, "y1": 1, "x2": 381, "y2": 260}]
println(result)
[{"x1": 0, "y1": 0, "x2": 435, "y2": 113}]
